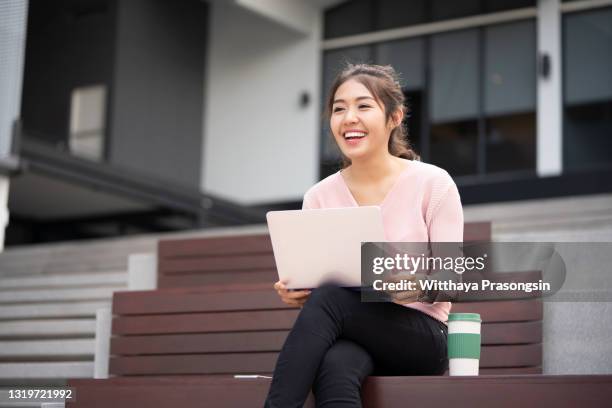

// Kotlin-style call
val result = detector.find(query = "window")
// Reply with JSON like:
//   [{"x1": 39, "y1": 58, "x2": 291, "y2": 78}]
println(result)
[
  {"x1": 430, "y1": 29, "x2": 479, "y2": 176},
  {"x1": 69, "y1": 84, "x2": 107, "y2": 161},
  {"x1": 563, "y1": 7, "x2": 612, "y2": 171},
  {"x1": 484, "y1": 21, "x2": 536, "y2": 173}
]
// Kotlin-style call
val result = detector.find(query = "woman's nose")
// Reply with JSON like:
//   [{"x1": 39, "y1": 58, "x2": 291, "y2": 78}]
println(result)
[{"x1": 343, "y1": 108, "x2": 358, "y2": 124}]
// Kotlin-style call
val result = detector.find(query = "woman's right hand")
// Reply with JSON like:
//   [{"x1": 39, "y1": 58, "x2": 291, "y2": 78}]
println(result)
[{"x1": 274, "y1": 281, "x2": 311, "y2": 308}]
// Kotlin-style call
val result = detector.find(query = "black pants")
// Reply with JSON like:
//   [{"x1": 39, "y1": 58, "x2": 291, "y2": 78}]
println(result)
[{"x1": 264, "y1": 284, "x2": 448, "y2": 408}]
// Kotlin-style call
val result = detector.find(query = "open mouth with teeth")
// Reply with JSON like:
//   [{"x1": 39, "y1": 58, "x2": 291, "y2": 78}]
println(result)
[{"x1": 344, "y1": 131, "x2": 367, "y2": 141}]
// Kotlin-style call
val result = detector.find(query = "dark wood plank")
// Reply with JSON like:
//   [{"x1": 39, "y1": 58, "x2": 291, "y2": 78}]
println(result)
[
  {"x1": 68, "y1": 376, "x2": 315, "y2": 408},
  {"x1": 480, "y1": 320, "x2": 542, "y2": 344},
  {"x1": 112, "y1": 288, "x2": 289, "y2": 315},
  {"x1": 112, "y1": 310, "x2": 301, "y2": 335},
  {"x1": 451, "y1": 298, "x2": 543, "y2": 322},
  {"x1": 109, "y1": 343, "x2": 540, "y2": 376},
  {"x1": 463, "y1": 221, "x2": 492, "y2": 242},
  {"x1": 158, "y1": 235, "x2": 273, "y2": 258},
  {"x1": 109, "y1": 353, "x2": 279, "y2": 376},
  {"x1": 361, "y1": 375, "x2": 612, "y2": 407},
  {"x1": 111, "y1": 331, "x2": 289, "y2": 355},
  {"x1": 158, "y1": 270, "x2": 278, "y2": 287},
  {"x1": 158, "y1": 254, "x2": 276, "y2": 274},
  {"x1": 111, "y1": 320, "x2": 541, "y2": 356},
  {"x1": 478, "y1": 366, "x2": 542, "y2": 375},
  {"x1": 114, "y1": 288, "x2": 543, "y2": 322},
  {"x1": 112, "y1": 307, "x2": 541, "y2": 336},
  {"x1": 67, "y1": 375, "x2": 612, "y2": 408},
  {"x1": 479, "y1": 343, "x2": 542, "y2": 368}
]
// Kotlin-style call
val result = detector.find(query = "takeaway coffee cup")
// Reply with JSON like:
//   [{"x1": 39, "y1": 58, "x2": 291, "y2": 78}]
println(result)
[{"x1": 447, "y1": 313, "x2": 481, "y2": 376}]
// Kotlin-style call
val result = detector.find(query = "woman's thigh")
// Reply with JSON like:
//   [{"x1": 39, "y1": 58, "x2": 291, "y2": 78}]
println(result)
[{"x1": 320, "y1": 286, "x2": 448, "y2": 375}]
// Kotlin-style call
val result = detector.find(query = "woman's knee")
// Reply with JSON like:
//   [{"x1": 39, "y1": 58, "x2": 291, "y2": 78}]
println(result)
[
  {"x1": 306, "y1": 284, "x2": 355, "y2": 308},
  {"x1": 317, "y1": 339, "x2": 373, "y2": 380}
]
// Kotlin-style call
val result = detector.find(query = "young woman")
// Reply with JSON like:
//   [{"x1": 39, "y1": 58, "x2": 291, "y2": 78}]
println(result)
[{"x1": 264, "y1": 64, "x2": 463, "y2": 407}]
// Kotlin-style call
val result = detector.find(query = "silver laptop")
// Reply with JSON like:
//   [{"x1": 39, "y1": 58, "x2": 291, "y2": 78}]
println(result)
[{"x1": 266, "y1": 206, "x2": 385, "y2": 289}]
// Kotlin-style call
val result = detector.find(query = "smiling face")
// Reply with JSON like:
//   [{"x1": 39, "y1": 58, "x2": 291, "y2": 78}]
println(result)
[{"x1": 330, "y1": 78, "x2": 398, "y2": 163}]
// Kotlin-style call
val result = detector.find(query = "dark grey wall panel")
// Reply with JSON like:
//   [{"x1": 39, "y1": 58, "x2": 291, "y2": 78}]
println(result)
[{"x1": 110, "y1": 0, "x2": 207, "y2": 189}]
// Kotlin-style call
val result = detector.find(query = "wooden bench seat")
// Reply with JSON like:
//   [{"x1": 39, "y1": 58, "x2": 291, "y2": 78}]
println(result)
[{"x1": 107, "y1": 285, "x2": 543, "y2": 376}]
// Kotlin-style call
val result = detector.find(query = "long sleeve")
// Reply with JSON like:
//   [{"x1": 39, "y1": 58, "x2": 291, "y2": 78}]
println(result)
[
  {"x1": 423, "y1": 176, "x2": 464, "y2": 303},
  {"x1": 427, "y1": 182, "x2": 464, "y2": 243}
]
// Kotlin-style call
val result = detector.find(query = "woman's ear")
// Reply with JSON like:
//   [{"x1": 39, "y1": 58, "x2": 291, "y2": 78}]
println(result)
[{"x1": 390, "y1": 108, "x2": 404, "y2": 129}]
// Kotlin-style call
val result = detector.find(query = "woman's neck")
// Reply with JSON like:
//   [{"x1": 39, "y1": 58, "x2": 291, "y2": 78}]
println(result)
[{"x1": 345, "y1": 154, "x2": 405, "y2": 184}]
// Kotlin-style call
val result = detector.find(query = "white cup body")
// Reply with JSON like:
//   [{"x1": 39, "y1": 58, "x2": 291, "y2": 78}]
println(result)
[
  {"x1": 449, "y1": 358, "x2": 479, "y2": 376},
  {"x1": 448, "y1": 320, "x2": 481, "y2": 335},
  {"x1": 448, "y1": 320, "x2": 481, "y2": 376}
]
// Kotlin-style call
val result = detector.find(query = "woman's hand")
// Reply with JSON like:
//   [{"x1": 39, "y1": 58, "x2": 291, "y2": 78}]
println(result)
[
  {"x1": 384, "y1": 273, "x2": 423, "y2": 305},
  {"x1": 274, "y1": 281, "x2": 311, "y2": 308}
]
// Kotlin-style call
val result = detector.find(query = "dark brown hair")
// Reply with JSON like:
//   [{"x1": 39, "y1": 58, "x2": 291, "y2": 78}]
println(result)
[{"x1": 325, "y1": 63, "x2": 420, "y2": 168}]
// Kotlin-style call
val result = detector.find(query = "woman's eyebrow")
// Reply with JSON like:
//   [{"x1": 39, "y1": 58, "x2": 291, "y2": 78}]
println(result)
[{"x1": 333, "y1": 96, "x2": 376, "y2": 104}]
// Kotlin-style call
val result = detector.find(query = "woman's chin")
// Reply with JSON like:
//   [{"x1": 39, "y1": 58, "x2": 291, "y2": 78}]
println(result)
[
  {"x1": 341, "y1": 150, "x2": 371, "y2": 162},
  {"x1": 337, "y1": 139, "x2": 386, "y2": 163}
]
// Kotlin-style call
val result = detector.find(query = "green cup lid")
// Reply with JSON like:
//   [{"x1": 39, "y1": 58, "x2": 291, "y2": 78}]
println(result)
[{"x1": 448, "y1": 313, "x2": 481, "y2": 323}]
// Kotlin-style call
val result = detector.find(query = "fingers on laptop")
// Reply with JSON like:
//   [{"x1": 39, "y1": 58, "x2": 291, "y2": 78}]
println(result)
[
  {"x1": 274, "y1": 281, "x2": 311, "y2": 306},
  {"x1": 274, "y1": 281, "x2": 311, "y2": 296},
  {"x1": 286, "y1": 293, "x2": 310, "y2": 307},
  {"x1": 281, "y1": 289, "x2": 311, "y2": 302},
  {"x1": 391, "y1": 291, "x2": 419, "y2": 303}
]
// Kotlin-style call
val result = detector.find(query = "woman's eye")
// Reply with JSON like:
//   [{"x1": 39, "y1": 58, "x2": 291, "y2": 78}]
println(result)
[
  {"x1": 333, "y1": 107, "x2": 345, "y2": 113},
  {"x1": 359, "y1": 104, "x2": 371, "y2": 109}
]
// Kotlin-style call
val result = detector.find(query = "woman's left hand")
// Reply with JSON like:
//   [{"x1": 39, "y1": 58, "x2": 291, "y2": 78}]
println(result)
[{"x1": 383, "y1": 273, "x2": 423, "y2": 305}]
